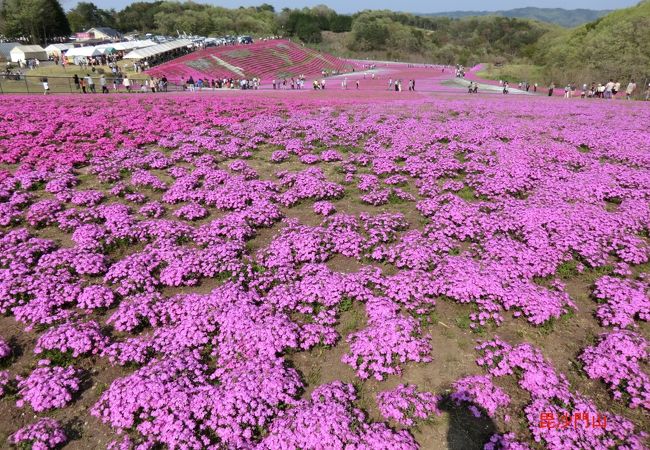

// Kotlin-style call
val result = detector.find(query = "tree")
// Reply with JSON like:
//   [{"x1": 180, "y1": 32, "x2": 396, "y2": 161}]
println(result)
[
  {"x1": 330, "y1": 14, "x2": 352, "y2": 33},
  {"x1": 256, "y1": 4, "x2": 275, "y2": 13},
  {"x1": 115, "y1": 1, "x2": 163, "y2": 32},
  {"x1": 66, "y1": 2, "x2": 116, "y2": 33},
  {"x1": 285, "y1": 11, "x2": 322, "y2": 42},
  {"x1": 1, "y1": 0, "x2": 71, "y2": 44},
  {"x1": 295, "y1": 18, "x2": 322, "y2": 43},
  {"x1": 349, "y1": 13, "x2": 391, "y2": 51}
]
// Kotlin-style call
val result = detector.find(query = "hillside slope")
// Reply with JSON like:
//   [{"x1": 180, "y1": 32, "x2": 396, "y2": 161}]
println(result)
[
  {"x1": 536, "y1": 0, "x2": 650, "y2": 81},
  {"x1": 146, "y1": 40, "x2": 357, "y2": 82},
  {"x1": 422, "y1": 7, "x2": 610, "y2": 28}
]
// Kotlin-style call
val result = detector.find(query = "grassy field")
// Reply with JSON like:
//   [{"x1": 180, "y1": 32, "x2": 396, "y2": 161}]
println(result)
[
  {"x1": 1, "y1": 62, "x2": 156, "y2": 94},
  {"x1": 475, "y1": 63, "x2": 547, "y2": 85}
]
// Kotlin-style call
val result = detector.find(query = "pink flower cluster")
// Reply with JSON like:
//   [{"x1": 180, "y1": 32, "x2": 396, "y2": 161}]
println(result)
[
  {"x1": 35, "y1": 320, "x2": 109, "y2": 358},
  {"x1": 16, "y1": 361, "x2": 80, "y2": 412},
  {"x1": 593, "y1": 276, "x2": 649, "y2": 328},
  {"x1": 260, "y1": 381, "x2": 418, "y2": 449},
  {"x1": 476, "y1": 338, "x2": 647, "y2": 448},
  {"x1": 579, "y1": 330, "x2": 649, "y2": 410},
  {"x1": 0, "y1": 336, "x2": 10, "y2": 359},
  {"x1": 8, "y1": 418, "x2": 67, "y2": 450},
  {"x1": 451, "y1": 374, "x2": 511, "y2": 418},
  {"x1": 376, "y1": 384, "x2": 441, "y2": 426},
  {"x1": 342, "y1": 298, "x2": 432, "y2": 380}
]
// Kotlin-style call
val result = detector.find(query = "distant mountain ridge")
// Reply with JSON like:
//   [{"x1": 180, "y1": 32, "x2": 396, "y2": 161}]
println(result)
[{"x1": 421, "y1": 7, "x2": 611, "y2": 27}]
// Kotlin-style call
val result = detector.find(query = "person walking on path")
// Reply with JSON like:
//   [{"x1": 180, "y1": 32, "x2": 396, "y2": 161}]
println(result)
[
  {"x1": 123, "y1": 75, "x2": 131, "y2": 93},
  {"x1": 73, "y1": 74, "x2": 80, "y2": 91},
  {"x1": 625, "y1": 80, "x2": 636, "y2": 100},
  {"x1": 100, "y1": 75, "x2": 108, "y2": 93},
  {"x1": 604, "y1": 79, "x2": 614, "y2": 99},
  {"x1": 86, "y1": 74, "x2": 96, "y2": 93},
  {"x1": 548, "y1": 82, "x2": 555, "y2": 97}
]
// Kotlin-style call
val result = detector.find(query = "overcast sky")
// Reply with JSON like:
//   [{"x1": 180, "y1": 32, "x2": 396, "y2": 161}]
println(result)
[{"x1": 62, "y1": 0, "x2": 640, "y2": 13}]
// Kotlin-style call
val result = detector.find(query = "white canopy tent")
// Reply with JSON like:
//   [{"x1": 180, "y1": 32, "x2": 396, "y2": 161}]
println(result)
[
  {"x1": 123, "y1": 39, "x2": 192, "y2": 60},
  {"x1": 45, "y1": 43, "x2": 74, "y2": 56},
  {"x1": 94, "y1": 40, "x2": 155, "y2": 54},
  {"x1": 94, "y1": 46, "x2": 114, "y2": 55},
  {"x1": 112, "y1": 39, "x2": 156, "y2": 51},
  {"x1": 10, "y1": 45, "x2": 47, "y2": 62},
  {"x1": 65, "y1": 46, "x2": 102, "y2": 58}
]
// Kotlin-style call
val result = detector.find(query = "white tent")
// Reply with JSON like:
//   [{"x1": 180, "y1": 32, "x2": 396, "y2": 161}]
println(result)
[
  {"x1": 111, "y1": 39, "x2": 156, "y2": 51},
  {"x1": 10, "y1": 45, "x2": 47, "y2": 62},
  {"x1": 65, "y1": 46, "x2": 102, "y2": 58},
  {"x1": 90, "y1": 40, "x2": 156, "y2": 56},
  {"x1": 45, "y1": 43, "x2": 74, "y2": 56},
  {"x1": 123, "y1": 39, "x2": 192, "y2": 60},
  {"x1": 94, "y1": 45, "x2": 116, "y2": 55},
  {"x1": 0, "y1": 42, "x2": 20, "y2": 61}
]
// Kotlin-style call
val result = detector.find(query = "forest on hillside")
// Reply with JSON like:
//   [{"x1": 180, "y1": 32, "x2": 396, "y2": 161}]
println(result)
[{"x1": 423, "y1": 7, "x2": 610, "y2": 28}]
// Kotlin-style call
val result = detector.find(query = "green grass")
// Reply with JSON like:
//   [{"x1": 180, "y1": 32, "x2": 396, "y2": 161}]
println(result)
[
  {"x1": 455, "y1": 313, "x2": 471, "y2": 330},
  {"x1": 556, "y1": 260, "x2": 579, "y2": 279},
  {"x1": 412, "y1": 308, "x2": 438, "y2": 327},
  {"x1": 0, "y1": 61, "x2": 154, "y2": 94},
  {"x1": 338, "y1": 297, "x2": 353, "y2": 313},
  {"x1": 476, "y1": 63, "x2": 546, "y2": 84},
  {"x1": 456, "y1": 186, "x2": 477, "y2": 201},
  {"x1": 39, "y1": 349, "x2": 75, "y2": 366}
]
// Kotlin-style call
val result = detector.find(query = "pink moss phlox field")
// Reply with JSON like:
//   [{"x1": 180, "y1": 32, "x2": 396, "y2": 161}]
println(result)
[
  {"x1": 0, "y1": 93, "x2": 649, "y2": 449},
  {"x1": 484, "y1": 433, "x2": 531, "y2": 450},
  {"x1": 593, "y1": 275, "x2": 650, "y2": 328},
  {"x1": 579, "y1": 330, "x2": 649, "y2": 410},
  {"x1": 34, "y1": 320, "x2": 109, "y2": 358},
  {"x1": 259, "y1": 381, "x2": 418, "y2": 450},
  {"x1": 0, "y1": 336, "x2": 10, "y2": 360},
  {"x1": 16, "y1": 360, "x2": 80, "y2": 412},
  {"x1": 476, "y1": 337, "x2": 648, "y2": 448},
  {"x1": 451, "y1": 374, "x2": 511, "y2": 418},
  {"x1": 376, "y1": 384, "x2": 441, "y2": 426},
  {"x1": 8, "y1": 418, "x2": 67, "y2": 450}
]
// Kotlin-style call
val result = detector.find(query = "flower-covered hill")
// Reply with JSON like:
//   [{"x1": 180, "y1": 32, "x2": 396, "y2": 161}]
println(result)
[
  {"x1": 145, "y1": 39, "x2": 358, "y2": 82},
  {"x1": 0, "y1": 92, "x2": 648, "y2": 449}
]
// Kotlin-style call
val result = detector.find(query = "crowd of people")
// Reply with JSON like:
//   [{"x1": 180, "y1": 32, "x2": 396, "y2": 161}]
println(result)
[
  {"x1": 14, "y1": 58, "x2": 40, "y2": 70},
  {"x1": 272, "y1": 76, "x2": 307, "y2": 89},
  {"x1": 545, "y1": 79, "x2": 647, "y2": 100},
  {"x1": 63, "y1": 73, "x2": 169, "y2": 94},
  {"x1": 493, "y1": 77, "x2": 646, "y2": 100},
  {"x1": 498, "y1": 79, "x2": 538, "y2": 93},
  {"x1": 183, "y1": 76, "x2": 261, "y2": 91}
]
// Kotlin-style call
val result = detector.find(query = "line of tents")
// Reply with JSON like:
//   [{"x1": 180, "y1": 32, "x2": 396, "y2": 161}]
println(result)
[{"x1": 1, "y1": 39, "x2": 194, "y2": 64}]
